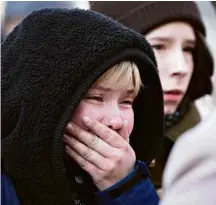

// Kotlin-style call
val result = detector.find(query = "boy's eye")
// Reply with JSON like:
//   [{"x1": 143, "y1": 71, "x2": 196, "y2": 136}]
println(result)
[
  {"x1": 183, "y1": 46, "x2": 195, "y2": 54},
  {"x1": 121, "y1": 100, "x2": 133, "y2": 106},
  {"x1": 86, "y1": 96, "x2": 103, "y2": 102},
  {"x1": 151, "y1": 44, "x2": 166, "y2": 50}
]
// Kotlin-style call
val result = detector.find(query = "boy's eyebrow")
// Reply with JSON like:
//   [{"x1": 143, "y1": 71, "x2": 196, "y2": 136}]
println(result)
[
  {"x1": 148, "y1": 37, "x2": 171, "y2": 43},
  {"x1": 148, "y1": 37, "x2": 196, "y2": 46},
  {"x1": 92, "y1": 86, "x2": 135, "y2": 93},
  {"x1": 93, "y1": 86, "x2": 111, "y2": 92}
]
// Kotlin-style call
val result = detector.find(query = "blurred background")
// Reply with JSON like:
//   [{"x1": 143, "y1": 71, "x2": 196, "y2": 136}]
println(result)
[
  {"x1": 1, "y1": 1, "x2": 216, "y2": 118},
  {"x1": 195, "y1": 1, "x2": 216, "y2": 118}
]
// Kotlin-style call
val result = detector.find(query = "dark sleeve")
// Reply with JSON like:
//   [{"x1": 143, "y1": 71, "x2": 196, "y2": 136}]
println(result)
[
  {"x1": 1, "y1": 173, "x2": 20, "y2": 205},
  {"x1": 94, "y1": 161, "x2": 159, "y2": 205}
]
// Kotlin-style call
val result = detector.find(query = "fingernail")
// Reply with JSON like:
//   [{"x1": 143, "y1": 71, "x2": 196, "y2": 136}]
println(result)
[
  {"x1": 67, "y1": 123, "x2": 74, "y2": 132},
  {"x1": 83, "y1": 116, "x2": 90, "y2": 125},
  {"x1": 65, "y1": 145, "x2": 74, "y2": 156}
]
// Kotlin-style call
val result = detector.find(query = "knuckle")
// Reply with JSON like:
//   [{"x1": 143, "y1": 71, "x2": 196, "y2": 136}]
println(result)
[
  {"x1": 86, "y1": 132, "x2": 92, "y2": 139},
  {"x1": 83, "y1": 147, "x2": 92, "y2": 159},
  {"x1": 112, "y1": 151, "x2": 122, "y2": 161},
  {"x1": 102, "y1": 129, "x2": 112, "y2": 140},
  {"x1": 94, "y1": 170, "x2": 103, "y2": 180},
  {"x1": 121, "y1": 145, "x2": 136, "y2": 160},
  {"x1": 69, "y1": 137, "x2": 78, "y2": 147},
  {"x1": 80, "y1": 158, "x2": 88, "y2": 168},
  {"x1": 105, "y1": 161, "x2": 115, "y2": 172},
  {"x1": 67, "y1": 147, "x2": 75, "y2": 156},
  {"x1": 71, "y1": 124, "x2": 79, "y2": 134},
  {"x1": 73, "y1": 124, "x2": 84, "y2": 138},
  {"x1": 90, "y1": 135, "x2": 100, "y2": 148},
  {"x1": 122, "y1": 144, "x2": 130, "y2": 153}
]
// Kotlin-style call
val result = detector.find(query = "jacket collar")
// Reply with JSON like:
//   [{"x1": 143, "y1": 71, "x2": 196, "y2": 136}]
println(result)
[{"x1": 166, "y1": 103, "x2": 201, "y2": 141}]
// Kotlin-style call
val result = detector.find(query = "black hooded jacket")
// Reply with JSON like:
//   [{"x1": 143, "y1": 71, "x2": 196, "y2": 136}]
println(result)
[{"x1": 2, "y1": 9, "x2": 164, "y2": 205}]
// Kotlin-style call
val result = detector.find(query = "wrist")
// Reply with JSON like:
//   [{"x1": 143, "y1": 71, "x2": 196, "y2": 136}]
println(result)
[
  {"x1": 95, "y1": 163, "x2": 136, "y2": 191},
  {"x1": 95, "y1": 160, "x2": 150, "y2": 197}
]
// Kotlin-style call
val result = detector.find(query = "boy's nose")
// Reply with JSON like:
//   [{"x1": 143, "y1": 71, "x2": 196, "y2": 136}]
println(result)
[
  {"x1": 169, "y1": 50, "x2": 188, "y2": 77},
  {"x1": 107, "y1": 117, "x2": 124, "y2": 131}
]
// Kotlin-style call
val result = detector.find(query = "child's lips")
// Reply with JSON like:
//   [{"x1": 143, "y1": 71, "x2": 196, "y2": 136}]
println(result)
[{"x1": 164, "y1": 89, "x2": 183, "y2": 102}]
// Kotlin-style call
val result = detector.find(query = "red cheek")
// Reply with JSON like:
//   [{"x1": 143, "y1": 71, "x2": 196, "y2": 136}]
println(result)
[
  {"x1": 71, "y1": 102, "x2": 101, "y2": 129},
  {"x1": 127, "y1": 120, "x2": 134, "y2": 135}
]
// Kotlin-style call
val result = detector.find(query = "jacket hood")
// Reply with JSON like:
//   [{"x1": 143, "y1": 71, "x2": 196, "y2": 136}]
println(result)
[{"x1": 2, "y1": 8, "x2": 164, "y2": 205}]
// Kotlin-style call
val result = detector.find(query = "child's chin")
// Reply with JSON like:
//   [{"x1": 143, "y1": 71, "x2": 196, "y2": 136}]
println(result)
[{"x1": 164, "y1": 105, "x2": 177, "y2": 115}]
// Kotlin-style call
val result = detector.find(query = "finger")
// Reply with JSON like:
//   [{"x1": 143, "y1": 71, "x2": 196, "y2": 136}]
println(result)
[
  {"x1": 66, "y1": 123, "x2": 114, "y2": 157},
  {"x1": 82, "y1": 116, "x2": 126, "y2": 148},
  {"x1": 64, "y1": 134, "x2": 107, "y2": 169},
  {"x1": 65, "y1": 145, "x2": 99, "y2": 176},
  {"x1": 118, "y1": 120, "x2": 130, "y2": 142}
]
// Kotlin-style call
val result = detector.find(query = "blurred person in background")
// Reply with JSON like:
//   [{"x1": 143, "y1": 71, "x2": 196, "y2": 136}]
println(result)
[
  {"x1": 1, "y1": 1, "x2": 77, "y2": 40},
  {"x1": 160, "y1": 90, "x2": 216, "y2": 205},
  {"x1": 161, "y1": 25, "x2": 216, "y2": 203},
  {"x1": 211, "y1": 1, "x2": 216, "y2": 10},
  {"x1": 195, "y1": 1, "x2": 216, "y2": 117},
  {"x1": 1, "y1": 1, "x2": 6, "y2": 24},
  {"x1": 2, "y1": 8, "x2": 164, "y2": 205},
  {"x1": 91, "y1": 1, "x2": 214, "y2": 193}
]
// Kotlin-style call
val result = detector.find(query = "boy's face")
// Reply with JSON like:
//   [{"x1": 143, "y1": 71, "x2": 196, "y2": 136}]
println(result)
[
  {"x1": 71, "y1": 80, "x2": 136, "y2": 142},
  {"x1": 146, "y1": 22, "x2": 195, "y2": 115}
]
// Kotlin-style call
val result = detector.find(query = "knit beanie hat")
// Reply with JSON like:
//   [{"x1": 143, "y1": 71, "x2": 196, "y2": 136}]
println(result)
[{"x1": 91, "y1": 1, "x2": 214, "y2": 101}]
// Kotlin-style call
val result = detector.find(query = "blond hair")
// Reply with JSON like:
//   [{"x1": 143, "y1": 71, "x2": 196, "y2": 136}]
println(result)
[{"x1": 94, "y1": 61, "x2": 143, "y2": 96}]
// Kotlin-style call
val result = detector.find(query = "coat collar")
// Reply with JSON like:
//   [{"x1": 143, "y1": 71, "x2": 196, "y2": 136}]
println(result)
[{"x1": 166, "y1": 103, "x2": 201, "y2": 141}]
